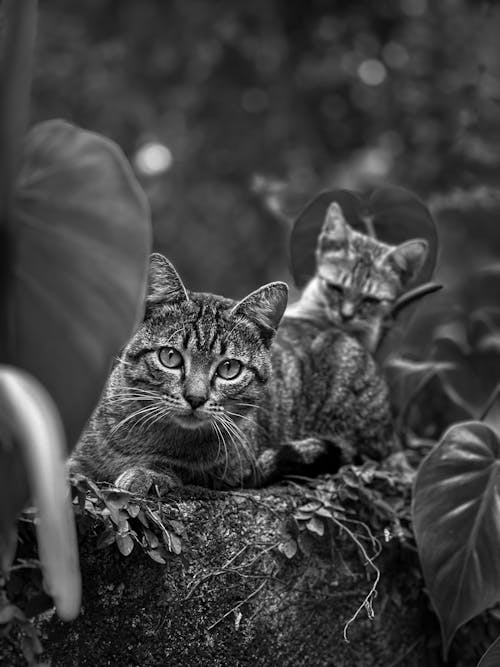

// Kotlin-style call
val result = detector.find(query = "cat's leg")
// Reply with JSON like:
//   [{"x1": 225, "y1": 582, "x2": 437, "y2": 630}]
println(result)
[
  {"x1": 249, "y1": 436, "x2": 355, "y2": 487},
  {"x1": 114, "y1": 466, "x2": 182, "y2": 496}
]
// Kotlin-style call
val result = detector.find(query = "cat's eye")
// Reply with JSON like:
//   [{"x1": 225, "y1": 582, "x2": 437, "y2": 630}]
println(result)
[
  {"x1": 362, "y1": 295, "x2": 381, "y2": 304},
  {"x1": 159, "y1": 347, "x2": 183, "y2": 369},
  {"x1": 322, "y1": 279, "x2": 342, "y2": 293},
  {"x1": 216, "y1": 359, "x2": 242, "y2": 380}
]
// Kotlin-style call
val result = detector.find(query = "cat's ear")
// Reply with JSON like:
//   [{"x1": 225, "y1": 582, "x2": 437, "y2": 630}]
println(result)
[
  {"x1": 387, "y1": 239, "x2": 428, "y2": 285},
  {"x1": 230, "y1": 282, "x2": 288, "y2": 332},
  {"x1": 147, "y1": 253, "x2": 189, "y2": 304},
  {"x1": 320, "y1": 202, "x2": 350, "y2": 246}
]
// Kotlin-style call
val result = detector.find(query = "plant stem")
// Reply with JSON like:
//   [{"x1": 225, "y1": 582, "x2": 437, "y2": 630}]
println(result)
[
  {"x1": 391, "y1": 282, "x2": 443, "y2": 318},
  {"x1": 0, "y1": 0, "x2": 38, "y2": 360},
  {"x1": 479, "y1": 383, "x2": 500, "y2": 422}
]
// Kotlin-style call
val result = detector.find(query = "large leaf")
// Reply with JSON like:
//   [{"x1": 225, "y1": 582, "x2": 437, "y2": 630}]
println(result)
[
  {"x1": 0, "y1": 0, "x2": 37, "y2": 215},
  {"x1": 432, "y1": 334, "x2": 500, "y2": 417},
  {"x1": 478, "y1": 635, "x2": 500, "y2": 667},
  {"x1": 6, "y1": 119, "x2": 151, "y2": 447},
  {"x1": 0, "y1": 366, "x2": 80, "y2": 620},
  {"x1": 461, "y1": 266, "x2": 500, "y2": 320},
  {"x1": 289, "y1": 186, "x2": 438, "y2": 359},
  {"x1": 290, "y1": 186, "x2": 437, "y2": 288},
  {"x1": 383, "y1": 357, "x2": 456, "y2": 432},
  {"x1": 412, "y1": 422, "x2": 500, "y2": 658}
]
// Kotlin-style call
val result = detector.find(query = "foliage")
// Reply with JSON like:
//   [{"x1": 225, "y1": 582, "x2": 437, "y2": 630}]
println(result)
[
  {"x1": 0, "y1": 475, "x2": 186, "y2": 664},
  {"x1": 386, "y1": 266, "x2": 500, "y2": 441},
  {"x1": 27, "y1": 1, "x2": 500, "y2": 302},
  {"x1": 277, "y1": 462, "x2": 416, "y2": 642},
  {"x1": 0, "y1": 0, "x2": 152, "y2": 623},
  {"x1": 285, "y1": 176, "x2": 500, "y2": 663},
  {"x1": 478, "y1": 636, "x2": 500, "y2": 667},
  {"x1": 2, "y1": 0, "x2": 500, "y2": 662},
  {"x1": 0, "y1": 580, "x2": 44, "y2": 667},
  {"x1": 10, "y1": 119, "x2": 152, "y2": 448},
  {"x1": 413, "y1": 422, "x2": 500, "y2": 658},
  {"x1": 71, "y1": 475, "x2": 184, "y2": 564}
]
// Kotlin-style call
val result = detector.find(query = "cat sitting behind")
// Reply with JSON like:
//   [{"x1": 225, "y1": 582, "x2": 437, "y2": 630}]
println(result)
[{"x1": 286, "y1": 202, "x2": 428, "y2": 352}]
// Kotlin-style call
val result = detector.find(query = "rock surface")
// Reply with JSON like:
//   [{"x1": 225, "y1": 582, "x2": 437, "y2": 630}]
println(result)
[{"x1": 2, "y1": 472, "x2": 434, "y2": 666}]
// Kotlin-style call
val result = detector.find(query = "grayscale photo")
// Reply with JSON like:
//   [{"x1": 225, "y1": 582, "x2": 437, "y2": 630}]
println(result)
[{"x1": 1, "y1": 1, "x2": 499, "y2": 665}]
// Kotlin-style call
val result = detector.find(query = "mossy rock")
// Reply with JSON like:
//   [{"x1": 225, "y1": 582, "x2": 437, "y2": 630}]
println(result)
[{"x1": 10, "y1": 464, "x2": 495, "y2": 666}]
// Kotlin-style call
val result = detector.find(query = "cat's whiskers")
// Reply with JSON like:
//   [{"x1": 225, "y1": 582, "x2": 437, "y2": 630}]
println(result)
[
  {"x1": 211, "y1": 414, "x2": 231, "y2": 479},
  {"x1": 233, "y1": 400, "x2": 270, "y2": 415},
  {"x1": 215, "y1": 412, "x2": 258, "y2": 484},
  {"x1": 104, "y1": 396, "x2": 156, "y2": 407},
  {"x1": 224, "y1": 409, "x2": 269, "y2": 435},
  {"x1": 209, "y1": 419, "x2": 225, "y2": 469},
  {"x1": 106, "y1": 404, "x2": 162, "y2": 441},
  {"x1": 104, "y1": 387, "x2": 161, "y2": 404},
  {"x1": 218, "y1": 415, "x2": 244, "y2": 484},
  {"x1": 212, "y1": 412, "x2": 241, "y2": 479},
  {"x1": 137, "y1": 403, "x2": 174, "y2": 432}
]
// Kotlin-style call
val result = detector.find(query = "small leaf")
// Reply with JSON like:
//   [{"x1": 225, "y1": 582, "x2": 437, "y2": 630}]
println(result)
[
  {"x1": 126, "y1": 503, "x2": 140, "y2": 518},
  {"x1": 116, "y1": 533, "x2": 134, "y2": 557},
  {"x1": 478, "y1": 635, "x2": 500, "y2": 667},
  {"x1": 167, "y1": 519, "x2": 185, "y2": 535},
  {"x1": 280, "y1": 539, "x2": 298, "y2": 559},
  {"x1": 103, "y1": 491, "x2": 131, "y2": 511},
  {"x1": 168, "y1": 533, "x2": 182, "y2": 555},
  {"x1": 0, "y1": 604, "x2": 25, "y2": 624},
  {"x1": 147, "y1": 549, "x2": 166, "y2": 565},
  {"x1": 306, "y1": 516, "x2": 325, "y2": 536},
  {"x1": 104, "y1": 502, "x2": 128, "y2": 526},
  {"x1": 117, "y1": 519, "x2": 130, "y2": 534},
  {"x1": 412, "y1": 421, "x2": 500, "y2": 658},
  {"x1": 137, "y1": 510, "x2": 149, "y2": 528},
  {"x1": 314, "y1": 506, "x2": 334, "y2": 519},
  {"x1": 297, "y1": 502, "x2": 322, "y2": 513},
  {"x1": 143, "y1": 529, "x2": 159, "y2": 549}
]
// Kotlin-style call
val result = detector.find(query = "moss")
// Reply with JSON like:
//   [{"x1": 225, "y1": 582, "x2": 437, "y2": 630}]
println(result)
[{"x1": 2, "y1": 475, "x2": 432, "y2": 666}]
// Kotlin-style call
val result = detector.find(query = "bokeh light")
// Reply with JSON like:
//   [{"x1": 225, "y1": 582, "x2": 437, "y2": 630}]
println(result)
[
  {"x1": 134, "y1": 142, "x2": 173, "y2": 175},
  {"x1": 357, "y1": 59, "x2": 387, "y2": 86}
]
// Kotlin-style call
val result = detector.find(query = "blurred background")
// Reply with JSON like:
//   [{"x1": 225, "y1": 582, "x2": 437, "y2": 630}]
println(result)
[{"x1": 31, "y1": 0, "x2": 500, "y2": 301}]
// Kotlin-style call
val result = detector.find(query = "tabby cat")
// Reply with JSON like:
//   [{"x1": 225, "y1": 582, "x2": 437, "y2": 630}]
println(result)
[
  {"x1": 70, "y1": 254, "x2": 394, "y2": 492},
  {"x1": 286, "y1": 201, "x2": 428, "y2": 352}
]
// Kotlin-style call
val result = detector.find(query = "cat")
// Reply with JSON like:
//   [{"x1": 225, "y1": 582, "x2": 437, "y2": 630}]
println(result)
[
  {"x1": 70, "y1": 254, "x2": 395, "y2": 493},
  {"x1": 286, "y1": 201, "x2": 429, "y2": 352}
]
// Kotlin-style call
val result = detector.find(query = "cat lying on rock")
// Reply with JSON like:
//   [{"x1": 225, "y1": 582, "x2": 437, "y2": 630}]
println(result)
[{"x1": 70, "y1": 252, "x2": 395, "y2": 493}]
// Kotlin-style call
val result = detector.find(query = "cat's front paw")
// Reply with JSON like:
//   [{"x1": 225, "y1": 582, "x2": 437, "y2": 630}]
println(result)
[{"x1": 114, "y1": 467, "x2": 182, "y2": 496}]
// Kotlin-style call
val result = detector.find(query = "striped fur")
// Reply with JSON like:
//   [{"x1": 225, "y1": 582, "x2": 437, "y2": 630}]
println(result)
[
  {"x1": 251, "y1": 317, "x2": 395, "y2": 485},
  {"x1": 286, "y1": 202, "x2": 428, "y2": 352},
  {"x1": 70, "y1": 254, "x2": 395, "y2": 492}
]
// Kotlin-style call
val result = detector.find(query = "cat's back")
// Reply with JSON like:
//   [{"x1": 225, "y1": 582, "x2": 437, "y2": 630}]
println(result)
[{"x1": 267, "y1": 316, "x2": 393, "y2": 459}]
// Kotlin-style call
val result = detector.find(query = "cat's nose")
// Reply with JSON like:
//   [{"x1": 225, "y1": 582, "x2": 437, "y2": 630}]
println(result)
[
  {"x1": 341, "y1": 302, "x2": 355, "y2": 320},
  {"x1": 184, "y1": 393, "x2": 207, "y2": 409}
]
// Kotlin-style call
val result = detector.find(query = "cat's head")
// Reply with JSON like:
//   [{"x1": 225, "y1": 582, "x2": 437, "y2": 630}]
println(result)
[
  {"x1": 116, "y1": 253, "x2": 288, "y2": 470},
  {"x1": 315, "y1": 202, "x2": 428, "y2": 339}
]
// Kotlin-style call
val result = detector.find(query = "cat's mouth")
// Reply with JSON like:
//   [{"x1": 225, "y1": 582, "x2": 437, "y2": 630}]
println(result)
[
  {"x1": 171, "y1": 410, "x2": 212, "y2": 431},
  {"x1": 327, "y1": 311, "x2": 370, "y2": 332}
]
